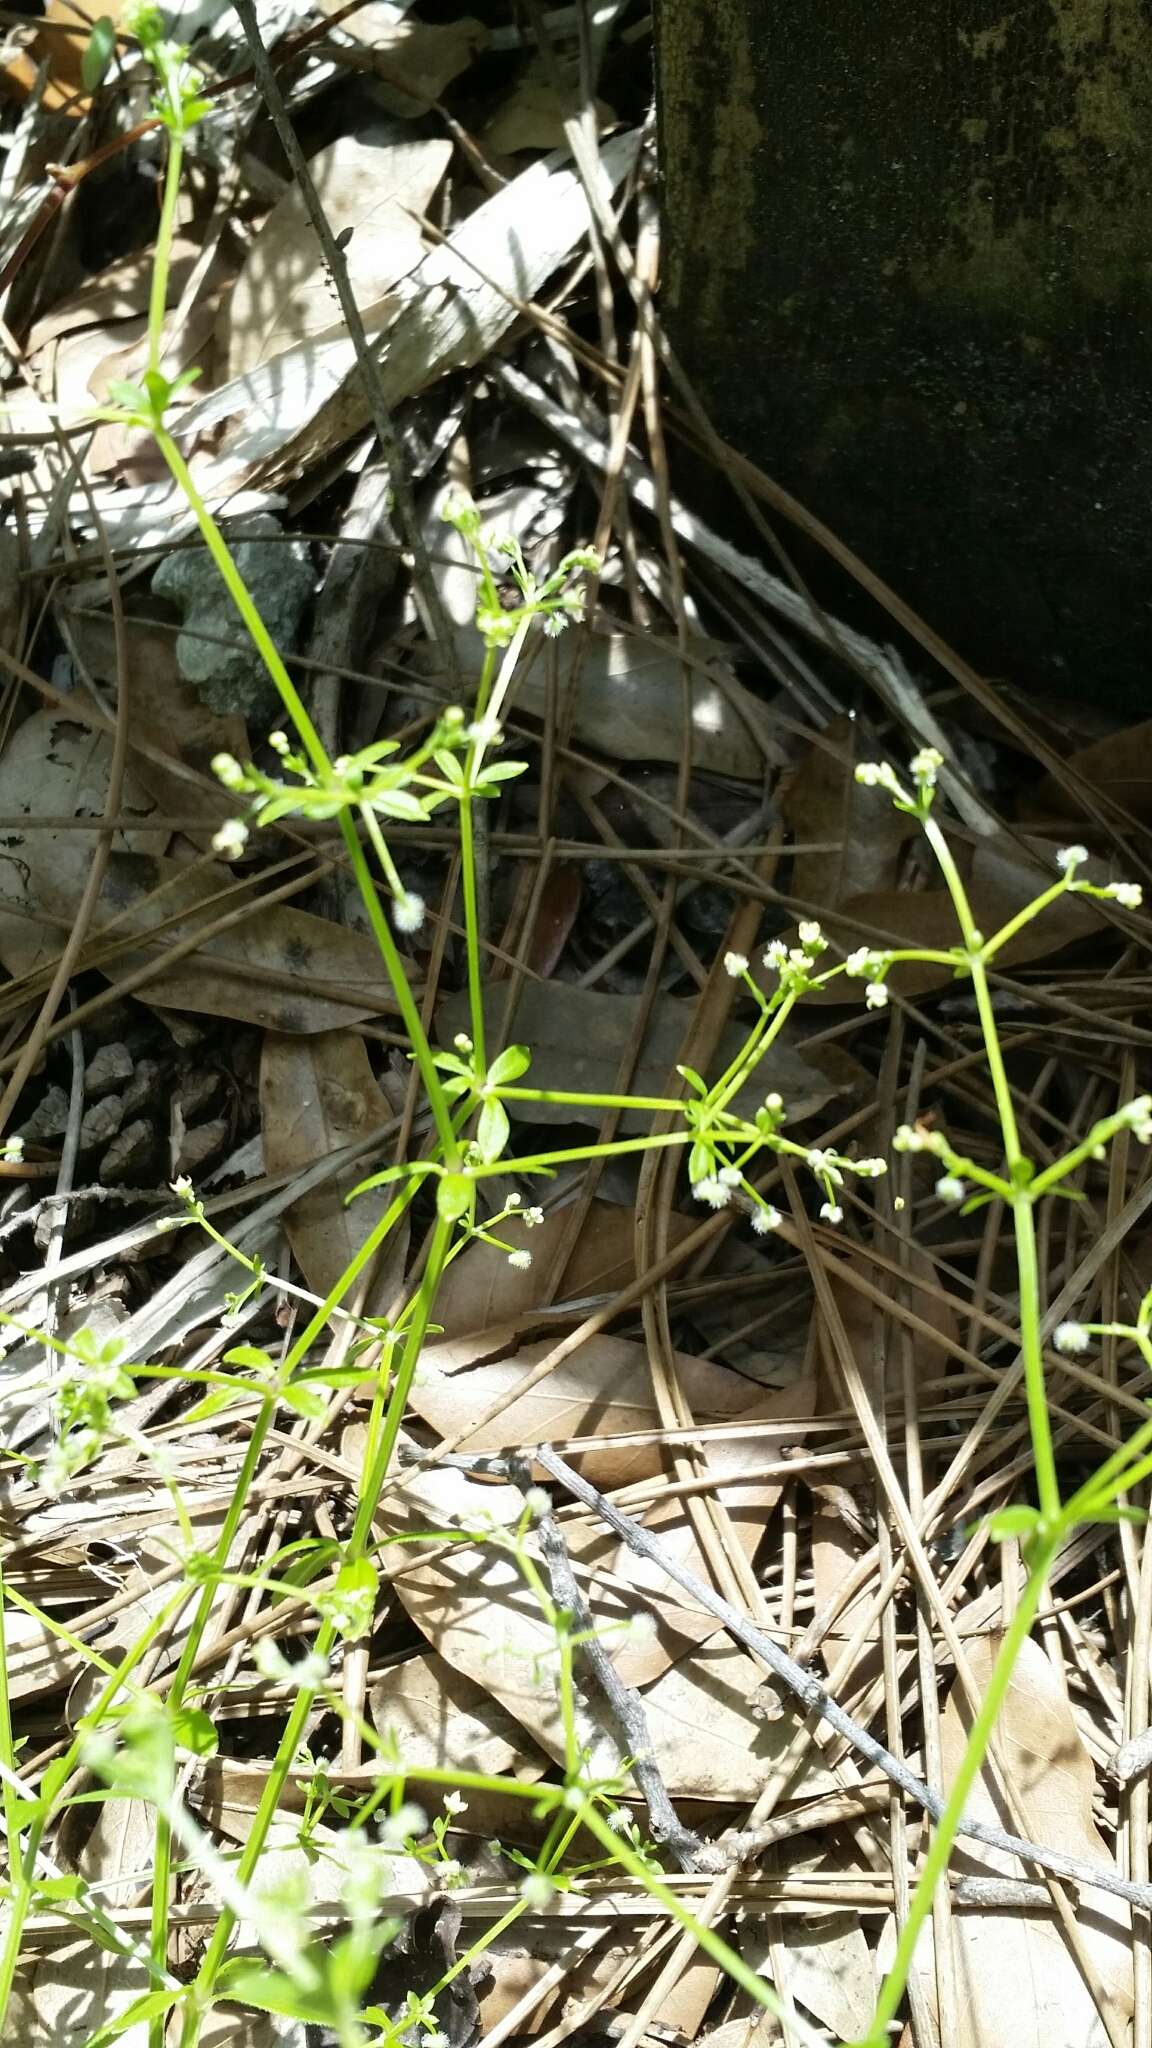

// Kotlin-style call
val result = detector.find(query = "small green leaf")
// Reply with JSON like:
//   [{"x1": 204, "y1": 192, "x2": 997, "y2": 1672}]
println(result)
[
  {"x1": 487, "y1": 1043, "x2": 531, "y2": 1087},
  {"x1": 82, "y1": 17, "x2": 117, "y2": 91},
  {"x1": 280, "y1": 1382, "x2": 327, "y2": 1423},
  {"x1": 436, "y1": 1172, "x2": 473, "y2": 1223},
  {"x1": 224, "y1": 1344, "x2": 273, "y2": 1369},
  {"x1": 477, "y1": 1097, "x2": 510, "y2": 1164},
  {"x1": 985, "y1": 1505, "x2": 1043, "y2": 1542},
  {"x1": 171, "y1": 1706, "x2": 217, "y2": 1758}
]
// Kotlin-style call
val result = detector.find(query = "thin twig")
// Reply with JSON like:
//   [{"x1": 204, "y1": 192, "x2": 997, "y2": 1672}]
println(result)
[{"x1": 532, "y1": 1443, "x2": 1152, "y2": 1913}]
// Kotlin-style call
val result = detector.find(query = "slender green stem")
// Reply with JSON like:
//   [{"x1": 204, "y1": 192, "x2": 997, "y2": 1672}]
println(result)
[
  {"x1": 154, "y1": 431, "x2": 328, "y2": 777},
  {"x1": 149, "y1": 1395, "x2": 279, "y2": 2032},
  {"x1": 148, "y1": 134, "x2": 183, "y2": 378},
  {"x1": 866, "y1": 1542, "x2": 1058, "y2": 2043},
  {"x1": 1011, "y1": 1195, "x2": 1061, "y2": 1521},
  {"x1": 181, "y1": 1221, "x2": 454, "y2": 2044},
  {"x1": 348, "y1": 809, "x2": 457, "y2": 1157}
]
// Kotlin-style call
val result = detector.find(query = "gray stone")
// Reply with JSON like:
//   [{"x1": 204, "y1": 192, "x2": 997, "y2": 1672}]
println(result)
[{"x1": 152, "y1": 514, "x2": 314, "y2": 721}]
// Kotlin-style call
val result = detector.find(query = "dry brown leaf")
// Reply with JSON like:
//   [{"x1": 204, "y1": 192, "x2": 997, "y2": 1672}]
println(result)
[
  {"x1": 907, "y1": 1633, "x2": 1133, "y2": 2048},
  {"x1": 1034, "y1": 720, "x2": 1152, "y2": 826},
  {"x1": 260, "y1": 1030, "x2": 408, "y2": 1311},
  {"x1": 369, "y1": 1649, "x2": 547, "y2": 1781},
  {"x1": 221, "y1": 129, "x2": 452, "y2": 382},
  {"x1": 438, "y1": 984, "x2": 864, "y2": 1132},
  {"x1": 741, "y1": 1887, "x2": 877, "y2": 2042},
  {"x1": 782, "y1": 718, "x2": 913, "y2": 912},
  {"x1": 484, "y1": 57, "x2": 615, "y2": 155},
  {"x1": 0, "y1": 712, "x2": 409, "y2": 1028},
  {"x1": 379, "y1": 1457, "x2": 833, "y2": 1802},
  {"x1": 0, "y1": 0, "x2": 125, "y2": 111},
  {"x1": 411, "y1": 1328, "x2": 790, "y2": 1492},
  {"x1": 62, "y1": 600, "x2": 245, "y2": 839},
  {"x1": 429, "y1": 1199, "x2": 699, "y2": 1338},
  {"x1": 11, "y1": 1937, "x2": 152, "y2": 2048},
  {"x1": 314, "y1": 3, "x2": 487, "y2": 113}
]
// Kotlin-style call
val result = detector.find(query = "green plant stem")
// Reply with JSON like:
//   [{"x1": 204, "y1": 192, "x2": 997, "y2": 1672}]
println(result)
[
  {"x1": 149, "y1": 1394, "x2": 280, "y2": 2030},
  {"x1": 865, "y1": 1538, "x2": 1058, "y2": 2044},
  {"x1": 923, "y1": 811, "x2": 1059, "y2": 1521},
  {"x1": 154, "y1": 431, "x2": 328, "y2": 774},
  {"x1": 349, "y1": 809, "x2": 457, "y2": 1157},
  {"x1": 148, "y1": 134, "x2": 183, "y2": 379},
  {"x1": 180, "y1": 1219, "x2": 454, "y2": 2045}
]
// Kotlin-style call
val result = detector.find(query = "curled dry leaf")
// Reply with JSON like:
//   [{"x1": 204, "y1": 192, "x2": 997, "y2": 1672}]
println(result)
[
  {"x1": 313, "y1": 0, "x2": 488, "y2": 114},
  {"x1": 905, "y1": 1633, "x2": 1133, "y2": 2048},
  {"x1": 260, "y1": 1029, "x2": 408, "y2": 1312},
  {"x1": 173, "y1": 132, "x2": 640, "y2": 496}
]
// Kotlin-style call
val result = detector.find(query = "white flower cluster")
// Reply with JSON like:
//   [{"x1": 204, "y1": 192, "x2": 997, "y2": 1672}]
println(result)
[
  {"x1": 1056, "y1": 844, "x2": 1143, "y2": 908},
  {"x1": 691, "y1": 1165, "x2": 743, "y2": 1209},
  {"x1": 394, "y1": 892, "x2": 426, "y2": 934},
  {"x1": 893, "y1": 1123, "x2": 949, "y2": 1156},
  {"x1": 1053, "y1": 1321, "x2": 1091, "y2": 1355},
  {"x1": 1118, "y1": 1095, "x2": 1152, "y2": 1143}
]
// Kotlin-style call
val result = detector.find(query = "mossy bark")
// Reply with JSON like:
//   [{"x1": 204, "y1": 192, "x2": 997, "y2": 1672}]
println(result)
[{"x1": 655, "y1": 0, "x2": 1152, "y2": 706}]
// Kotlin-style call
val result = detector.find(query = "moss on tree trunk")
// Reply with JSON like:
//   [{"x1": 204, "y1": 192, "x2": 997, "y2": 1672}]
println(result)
[{"x1": 655, "y1": 0, "x2": 1152, "y2": 706}]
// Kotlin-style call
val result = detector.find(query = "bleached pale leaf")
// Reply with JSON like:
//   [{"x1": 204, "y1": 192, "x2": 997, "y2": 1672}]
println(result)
[
  {"x1": 172, "y1": 131, "x2": 639, "y2": 492},
  {"x1": 222, "y1": 129, "x2": 451, "y2": 380}
]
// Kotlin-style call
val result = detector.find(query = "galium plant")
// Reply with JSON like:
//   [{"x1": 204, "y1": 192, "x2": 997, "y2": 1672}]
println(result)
[{"x1": 1, "y1": 9, "x2": 1150, "y2": 2047}]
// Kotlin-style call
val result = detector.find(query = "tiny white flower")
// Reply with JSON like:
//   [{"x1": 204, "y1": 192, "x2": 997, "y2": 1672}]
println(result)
[
  {"x1": 1120, "y1": 1095, "x2": 1152, "y2": 1143},
  {"x1": 910, "y1": 747, "x2": 944, "y2": 783},
  {"x1": 394, "y1": 892, "x2": 426, "y2": 934},
  {"x1": 524, "y1": 1205, "x2": 545, "y2": 1227},
  {"x1": 268, "y1": 730, "x2": 290, "y2": 755},
  {"x1": 1106, "y1": 881, "x2": 1143, "y2": 909},
  {"x1": 453, "y1": 1032, "x2": 473, "y2": 1054},
  {"x1": 751, "y1": 1203, "x2": 782, "y2": 1235},
  {"x1": 505, "y1": 1192, "x2": 522, "y2": 1208},
  {"x1": 844, "y1": 947, "x2": 872, "y2": 977},
  {"x1": 211, "y1": 817, "x2": 249, "y2": 860},
  {"x1": 764, "y1": 1092, "x2": 783, "y2": 1114},
  {"x1": 763, "y1": 940, "x2": 789, "y2": 971},
  {"x1": 507, "y1": 1248, "x2": 532, "y2": 1271},
  {"x1": 1053, "y1": 1321, "x2": 1091, "y2": 1355},
  {"x1": 467, "y1": 714, "x2": 503, "y2": 748},
  {"x1": 520, "y1": 1871, "x2": 555, "y2": 1908},
  {"x1": 627, "y1": 1610, "x2": 659, "y2": 1643},
  {"x1": 718, "y1": 1165, "x2": 742, "y2": 1186},
  {"x1": 692, "y1": 1177, "x2": 732, "y2": 1209},
  {"x1": 425, "y1": 2028, "x2": 451, "y2": 2046},
  {"x1": 723, "y1": 951, "x2": 749, "y2": 978},
  {"x1": 381, "y1": 1802, "x2": 427, "y2": 1848},
  {"x1": 442, "y1": 1790, "x2": 468, "y2": 1816},
  {"x1": 211, "y1": 751, "x2": 247, "y2": 791},
  {"x1": 854, "y1": 762, "x2": 889, "y2": 788},
  {"x1": 798, "y1": 920, "x2": 823, "y2": 947},
  {"x1": 852, "y1": 1157, "x2": 888, "y2": 1178},
  {"x1": 170, "y1": 1175, "x2": 194, "y2": 1200},
  {"x1": 819, "y1": 1202, "x2": 844, "y2": 1225},
  {"x1": 523, "y1": 1486, "x2": 551, "y2": 1519},
  {"x1": 3, "y1": 1135, "x2": 24, "y2": 1162},
  {"x1": 865, "y1": 981, "x2": 889, "y2": 1009},
  {"x1": 935, "y1": 1174, "x2": 966, "y2": 1204},
  {"x1": 1056, "y1": 844, "x2": 1089, "y2": 873}
]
